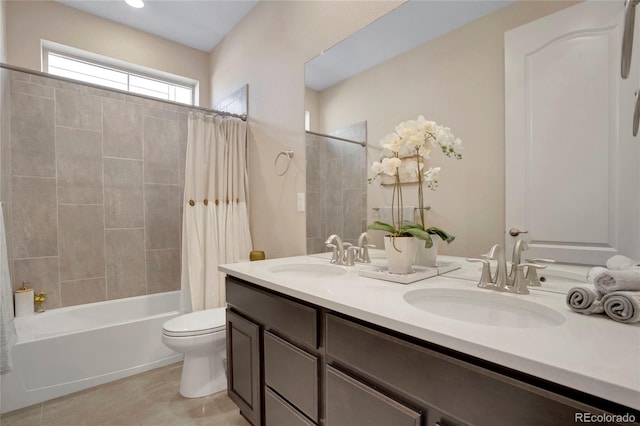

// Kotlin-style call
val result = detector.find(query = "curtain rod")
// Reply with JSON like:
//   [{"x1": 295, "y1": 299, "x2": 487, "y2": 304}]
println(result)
[
  {"x1": 0, "y1": 63, "x2": 247, "y2": 121},
  {"x1": 305, "y1": 130, "x2": 366, "y2": 147}
]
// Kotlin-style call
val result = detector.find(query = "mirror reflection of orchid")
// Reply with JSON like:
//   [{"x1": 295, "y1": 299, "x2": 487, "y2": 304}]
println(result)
[{"x1": 368, "y1": 115, "x2": 463, "y2": 248}]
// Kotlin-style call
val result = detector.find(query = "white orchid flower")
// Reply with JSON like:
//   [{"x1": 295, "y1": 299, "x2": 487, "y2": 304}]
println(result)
[
  {"x1": 381, "y1": 157, "x2": 402, "y2": 175},
  {"x1": 380, "y1": 133, "x2": 401, "y2": 153}
]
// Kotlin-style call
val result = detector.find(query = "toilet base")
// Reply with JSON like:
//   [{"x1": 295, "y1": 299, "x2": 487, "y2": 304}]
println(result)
[{"x1": 180, "y1": 352, "x2": 227, "y2": 398}]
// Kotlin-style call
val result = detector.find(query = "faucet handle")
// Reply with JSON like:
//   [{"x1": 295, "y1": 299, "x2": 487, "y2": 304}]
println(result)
[
  {"x1": 466, "y1": 258, "x2": 495, "y2": 289},
  {"x1": 512, "y1": 263, "x2": 546, "y2": 293},
  {"x1": 358, "y1": 244, "x2": 376, "y2": 263},
  {"x1": 523, "y1": 259, "x2": 553, "y2": 286}
]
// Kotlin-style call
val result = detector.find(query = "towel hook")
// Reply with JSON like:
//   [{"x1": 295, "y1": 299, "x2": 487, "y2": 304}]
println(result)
[{"x1": 274, "y1": 150, "x2": 294, "y2": 176}]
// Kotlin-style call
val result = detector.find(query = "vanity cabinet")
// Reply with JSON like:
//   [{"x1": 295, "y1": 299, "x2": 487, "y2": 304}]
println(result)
[
  {"x1": 226, "y1": 276, "x2": 639, "y2": 426},
  {"x1": 226, "y1": 277, "x2": 321, "y2": 426}
]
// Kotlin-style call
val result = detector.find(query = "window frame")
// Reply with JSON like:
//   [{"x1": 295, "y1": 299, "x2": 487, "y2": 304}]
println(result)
[{"x1": 42, "y1": 41, "x2": 198, "y2": 106}]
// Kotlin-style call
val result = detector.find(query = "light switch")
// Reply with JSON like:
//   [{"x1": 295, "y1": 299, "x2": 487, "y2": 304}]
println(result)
[{"x1": 297, "y1": 193, "x2": 305, "y2": 212}]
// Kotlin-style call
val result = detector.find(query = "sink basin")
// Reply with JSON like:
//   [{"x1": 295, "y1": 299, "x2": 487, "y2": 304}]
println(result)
[
  {"x1": 404, "y1": 288, "x2": 566, "y2": 328},
  {"x1": 268, "y1": 263, "x2": 347, "y2": 277}
]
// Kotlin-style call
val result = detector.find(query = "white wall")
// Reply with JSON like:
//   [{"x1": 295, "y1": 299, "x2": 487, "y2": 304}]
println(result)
[
  {"x1": 0, "y1": 0, "x2": 6, "y2": 63},
  {"x1": 209, "y1": 1, "x2": 403, "y2": 259},
  {"x1": 313, "y1": 1, "x2": 577, "y2": 258},
  {"x1": 5, "y1": 1, "x2": 211, "y2": 106}
]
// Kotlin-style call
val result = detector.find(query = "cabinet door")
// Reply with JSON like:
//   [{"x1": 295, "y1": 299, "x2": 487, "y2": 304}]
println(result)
[
  {"x1": 227, "y1": 309, "x2": 261, "y2": 426},
  {"x1": 326, "y1": 366, "x2": 423, "y2": 426}
]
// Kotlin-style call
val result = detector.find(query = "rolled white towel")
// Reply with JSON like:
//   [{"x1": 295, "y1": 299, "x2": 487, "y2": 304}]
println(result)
[
  {"x1": 601, "y1": 292, "x2": 640, "y2": 324},
  {"x1": 566, "y1": 285, "x2": 604, "y2": 315},
  {"x1": 606, "y1": 255, "x2": 640, "y2": 270},
  {"x1": 591, "y1": 268, "x2": 640, "y2": 294}
]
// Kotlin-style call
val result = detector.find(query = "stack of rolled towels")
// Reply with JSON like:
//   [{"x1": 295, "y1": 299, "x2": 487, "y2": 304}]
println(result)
[{"x1": 566, "y1": 255, "x2": 640, "y2": 324}]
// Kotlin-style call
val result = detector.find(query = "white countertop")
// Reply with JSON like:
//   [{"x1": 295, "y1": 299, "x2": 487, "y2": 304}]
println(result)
[{"x1": 219, "y1": 253, "x2": 640, "y2": 410}]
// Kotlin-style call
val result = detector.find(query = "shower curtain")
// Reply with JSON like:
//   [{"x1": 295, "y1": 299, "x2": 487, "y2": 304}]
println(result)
[{"x1": 181, "y1": 112, "x2": 252, "y2": 311}]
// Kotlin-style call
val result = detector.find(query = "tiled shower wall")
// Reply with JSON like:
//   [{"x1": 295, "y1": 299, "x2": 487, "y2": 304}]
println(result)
[
  {"x1": 305, "y1": 121, "x2": 367, "y2": 254},
  {"x1": 4, "y1": 69, "x2": 188, "y2": 308}
]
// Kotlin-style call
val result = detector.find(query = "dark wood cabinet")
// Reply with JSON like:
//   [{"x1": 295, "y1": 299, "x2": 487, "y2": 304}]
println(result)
[
  {"x1": 226, "y1": 277, "x2": 321, "y2": 426},
  {"x1": 226, "y1": 309, "x2": 262, "y2": 426},
  {"x1": 226, "y1": 276, "x2": 639, "y2": 426}
]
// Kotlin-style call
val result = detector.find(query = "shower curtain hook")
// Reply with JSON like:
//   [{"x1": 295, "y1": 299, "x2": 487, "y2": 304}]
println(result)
[{"x1": 274, "y1": 150, "x2": 294, "y2": 176}]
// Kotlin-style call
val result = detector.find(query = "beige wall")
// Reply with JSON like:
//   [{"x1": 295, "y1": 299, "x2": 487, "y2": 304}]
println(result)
[
  {"x1": 313, "y1": 1, "x2": 578, "y2": 258},
  {"x1": 209, "y1": 1, "x2": 403, "y2": 259},
  {"x1": 5, "y1": 0, "x2": 210, "y2": 106}
]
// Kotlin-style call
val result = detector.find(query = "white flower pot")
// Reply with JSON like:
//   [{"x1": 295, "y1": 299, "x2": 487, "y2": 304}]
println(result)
[
  {"x1": 384, "y1": 236, "x2": 416, "y2": 274},
  {"x1": 414, "y1": 237, "x2": 438, "y2": 267}
]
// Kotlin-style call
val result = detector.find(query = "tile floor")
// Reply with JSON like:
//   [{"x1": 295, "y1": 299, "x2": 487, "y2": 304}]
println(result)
[{"x1": 0, "y1": 362, "x2": 250, "y2": 426}]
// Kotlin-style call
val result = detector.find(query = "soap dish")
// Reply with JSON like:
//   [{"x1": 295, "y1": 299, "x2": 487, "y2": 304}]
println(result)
[{"x1": 359, "y1": 266, "x2": 438, "y2": 284}]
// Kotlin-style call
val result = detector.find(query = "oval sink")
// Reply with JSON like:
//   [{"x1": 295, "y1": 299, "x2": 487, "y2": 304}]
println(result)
[
  {"x1": 268, "y1": 263, "x2": 347, "y2": 277},
  {"x1": 404, "y1": 288, "x2": 566, "y2": 328}
]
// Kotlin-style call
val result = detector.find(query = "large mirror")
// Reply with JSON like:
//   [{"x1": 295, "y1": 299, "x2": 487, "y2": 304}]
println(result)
[{"x1": 304, "y1": 0, "x2": 640, "y2": 267}]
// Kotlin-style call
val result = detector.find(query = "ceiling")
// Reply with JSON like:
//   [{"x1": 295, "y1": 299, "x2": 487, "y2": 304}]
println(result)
[
  {"x1": 54, "y1": 0, "x2": 512, "y2": 89},
  {"x1": 305, "y1": 0, "x2": 513, "y2": 91},
  {"x1": 55, "y1": 0, "x2": 258, "y2": 52}
]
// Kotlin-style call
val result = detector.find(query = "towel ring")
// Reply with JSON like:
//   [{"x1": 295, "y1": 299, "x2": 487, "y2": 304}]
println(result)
[{"x1": 274, "y1": 150, "x2": 294, "y2": 176}]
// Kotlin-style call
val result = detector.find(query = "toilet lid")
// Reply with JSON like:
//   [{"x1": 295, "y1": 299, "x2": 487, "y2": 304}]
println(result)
[{"x1": 162, "y1": 308, "x2": 226, "y2": 337}]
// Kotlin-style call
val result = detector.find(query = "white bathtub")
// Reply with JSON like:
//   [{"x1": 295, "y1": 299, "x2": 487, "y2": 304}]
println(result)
[{"x1": 0, "y1": 291, "x2": 183, "y2": 414}]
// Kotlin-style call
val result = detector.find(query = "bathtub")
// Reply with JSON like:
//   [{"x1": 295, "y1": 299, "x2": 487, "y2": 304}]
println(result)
[{"x1": 0, "y1": 291, "x2": 183, "y2": 414}]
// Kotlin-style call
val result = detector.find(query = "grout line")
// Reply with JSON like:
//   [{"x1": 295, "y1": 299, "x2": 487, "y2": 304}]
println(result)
[
  {"x1": 59, "y1": 276, "x2": 106, "y2": 284},
  {"x1": 54, "y1": 88, "x2": 62, "y2": 309},
  {"x1": 102, "y1": 98, "x2": 108, "y2": 302}
]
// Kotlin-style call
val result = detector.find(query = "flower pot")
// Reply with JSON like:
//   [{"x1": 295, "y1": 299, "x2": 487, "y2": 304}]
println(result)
[
  {"x1": 414, "y1": 237, "x2": 438, "y2": 267},
  {"x1": 384, "y1": 235, "x2": 416, "y2": 274}
]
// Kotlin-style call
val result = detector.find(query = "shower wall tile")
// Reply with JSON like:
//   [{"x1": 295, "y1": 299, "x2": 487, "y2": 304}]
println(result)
[
  {"x1": 144, "y1": 184, "x2": 180, "y2": 250},
  {"x1": 60, "y1": 277, "x2": 106, "y2": 307},
  {"x1": 103, "y1": 99, "x2": 142, "y2": 159},
  {"x1": 144, "y1": 116, "x2": 179, "y2": 184},
  {"x1": 146, "y1": 249, "x2": 180, "y2": 294},
  {"x1": 10, "y1": 79, "x2": 55, "y2": 99},
  {"x1": 305, "y1": 192, "x2": 325, "y2": 239},
  {"x1": 58, "y1": 204, "x2": 105, "y2": 281},
  {"x1": 178, "y1": 112, "x2": 188, "y2": 144},
  {"x1": 31, "y1": 75, "x2": 83, "y2": 92},
  {"x1": 343, "y1": 189, "x2": 364, "y2": 244},
  {"x1": 55, "y1": 88, "x2": 102, "y2": 131},
  {"x1": 10, "y1": 92, "x2": 55, "y2": 177},
  {"x1": 12, "y1": 257, "x2": 60, "y2": 309},
  {"x1": 11, "y1": 176, "x2": 57, "y2": 259},
  {"x1": 306, "y1": 121, "x2": 367, "y2": 254},
  {"x1": 104, "y1": 158, "x2": 144, "y2": 229},
  {"x1": 56, "y1": 127, "x2": 103, "y2": 204},
  {"x1": 143, "y1": 106, "x2": 178, "y2": 121},
  {"x1": 6, "y1": 72, "x2": 191, "y2": 307},
  {"x1": 105, "y1": 229, "x2": 146, "y2": 299},
  {"x1": 325, "y1": 158, "x2": 343, "y2": 208}
]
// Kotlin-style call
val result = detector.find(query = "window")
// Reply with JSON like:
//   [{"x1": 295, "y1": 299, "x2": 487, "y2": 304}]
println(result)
[{"x1": 42, "y1": 42, "x2": 197, "y2": 105}]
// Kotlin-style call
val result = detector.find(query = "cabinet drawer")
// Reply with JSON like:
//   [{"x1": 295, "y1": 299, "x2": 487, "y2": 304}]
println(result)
[
  {"x1": 265, "y1": 387, "x2": 315, "y2": 426},
  {"x1": 264, "y1": 331, "x2": 318, "y2": 422},
  {"x1": 326, "y1": 314, "x2": 617, "y2": 426},
  {"x1": 226, "y1": 277, "x2": 318, "y2": 347},
  {"x1": 326, "y1": 365, "x2": 422, "y2": 426}
]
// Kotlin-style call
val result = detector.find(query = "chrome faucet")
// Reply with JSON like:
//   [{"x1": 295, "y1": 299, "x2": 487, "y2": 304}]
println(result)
[
  {"x1": 356, "y1": 232, "x2": 375, "y2": 263},
  {"x1": 325, "y1": 234, "x2": 345, "y2": 265},
  {"x1": 508, "y1": 239, "x2": 529, "y2": 285},
  {"x1": 486, "y1": 244, "x2": 508, "y2": 289},
  {"x1": 468, "y1": 240, "x2": 552, "y2": 294}
]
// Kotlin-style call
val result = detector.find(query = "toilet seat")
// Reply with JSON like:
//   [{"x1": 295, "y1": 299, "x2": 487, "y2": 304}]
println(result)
[{"x1": 162, "y1": 309, "x2": 226, "y2": 337}]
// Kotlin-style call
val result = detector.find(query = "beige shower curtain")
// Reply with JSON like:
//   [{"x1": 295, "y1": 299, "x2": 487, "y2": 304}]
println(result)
[{"x1": 181, "y1": 112, "x2": 252, "y2": 311}]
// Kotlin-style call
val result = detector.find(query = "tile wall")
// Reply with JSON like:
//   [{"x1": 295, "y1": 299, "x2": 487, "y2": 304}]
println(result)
[
  {"x1": 4, "y1": 69, "x2": 188, "y2": 308},
  {"x1": 305, "y1": 121, "x2": 367, "y2": 254}
]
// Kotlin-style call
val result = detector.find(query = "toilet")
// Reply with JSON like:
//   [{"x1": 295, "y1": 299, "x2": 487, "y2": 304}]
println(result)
[{"x1": 161, "y1": 308, "x2": 227, "y2": 398}]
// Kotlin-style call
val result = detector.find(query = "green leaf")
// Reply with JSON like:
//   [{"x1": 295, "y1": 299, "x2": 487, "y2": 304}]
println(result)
[
  {"x1": 367, "y1": 221, "x2": 398, "y2": 234},
  {"x1": 425, "y1": 226, "x2": 455, "y2": 243},
  {"x1": 402, "y1": 227, "x2": 434, "y2": 248}
]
